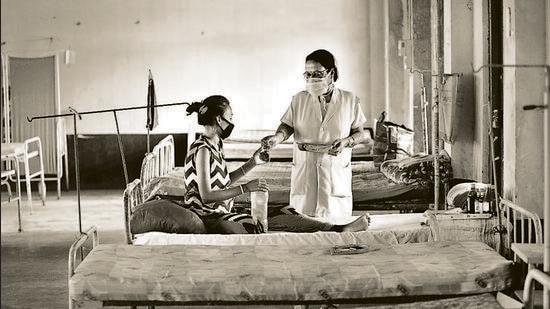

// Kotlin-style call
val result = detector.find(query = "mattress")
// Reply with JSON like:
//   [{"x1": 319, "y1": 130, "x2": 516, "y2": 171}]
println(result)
[
  {"x1": 70, "y1": 241, "x2": 513, "y2": 305},
  {"x1": 133, "y1": 213, "x2": 431, "y2": 246}
]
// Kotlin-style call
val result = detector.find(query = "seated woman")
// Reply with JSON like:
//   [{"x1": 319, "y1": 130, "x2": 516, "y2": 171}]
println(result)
[{"x1": 182, "y1": 95, "x2": 369, "y2": 234}]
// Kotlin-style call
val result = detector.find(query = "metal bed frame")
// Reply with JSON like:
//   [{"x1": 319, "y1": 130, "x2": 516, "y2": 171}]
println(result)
[{"x1": 70, "y1": 199, "x2": 548, "y2": 309}]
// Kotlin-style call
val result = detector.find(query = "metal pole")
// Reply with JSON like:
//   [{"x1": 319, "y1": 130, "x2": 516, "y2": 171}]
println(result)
[
  {"x1": 431, "y1": 0, "x2": 443, "y2": 211},
  {"x1": 544, "y1": 66, "x2": 550, "y2": 309},
  {"x1": 113, "y1": 111, "x2": 129, "y2": 185},
  {"x1": 71, "y1": 114, "x2": 82, "y2": 235},
  {"x1": 544, "y1": 4, "x2": 549, "y2": 307},
  {"x1": 147, "y1": 129, "x2": 151, "y2": 153}
]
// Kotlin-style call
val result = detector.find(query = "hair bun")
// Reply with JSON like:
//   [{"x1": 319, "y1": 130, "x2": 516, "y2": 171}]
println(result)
[{"x1": 185, "y1": 102, "x2": 203, "y2": 115}]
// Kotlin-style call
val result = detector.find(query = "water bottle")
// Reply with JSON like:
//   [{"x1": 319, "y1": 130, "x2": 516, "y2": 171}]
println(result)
[{"x1": 251, "y1": 191, "x2": 269, "y2": 232}]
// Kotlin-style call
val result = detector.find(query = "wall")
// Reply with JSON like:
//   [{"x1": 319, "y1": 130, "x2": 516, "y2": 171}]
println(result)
[
  {"x1": 2, "y1": 0, "x2": 417, "y2": 189},
  {"x1": 443, "y1": 0, "x2": 476, "y2": 180},
  {"x1": 411, "y1": 0, "x2": 432, "y2": 154},
  {"x1": 1, "y1": 0, "x2": 375, "y2": 135},
  {"x1": 502, "y1": 0, "x2": 545, "y2": 217}
]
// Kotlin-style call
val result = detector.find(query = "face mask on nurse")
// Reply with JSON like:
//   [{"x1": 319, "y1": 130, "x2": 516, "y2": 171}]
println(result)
[{"x1": 304, "y1": 68, "x2": 333, "y2": 97}]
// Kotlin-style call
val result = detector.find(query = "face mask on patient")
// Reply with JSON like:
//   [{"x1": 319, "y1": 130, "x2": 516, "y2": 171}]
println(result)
[{"x1": 218, "y1": 116, "x2": 234, "y2": 139}]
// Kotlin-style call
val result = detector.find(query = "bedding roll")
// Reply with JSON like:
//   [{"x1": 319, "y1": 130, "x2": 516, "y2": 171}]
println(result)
[{"x1": 130, "y1": 199, "x2": 207, "y2": 234}]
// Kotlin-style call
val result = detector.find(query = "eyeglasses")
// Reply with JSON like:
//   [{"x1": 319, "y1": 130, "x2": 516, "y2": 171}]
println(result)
[{"x1": 303, "y1": 69, "x2": 329, "y2": 79}]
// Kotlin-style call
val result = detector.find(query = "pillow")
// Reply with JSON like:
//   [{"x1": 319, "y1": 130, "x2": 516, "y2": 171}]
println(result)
[
  {"x1": 143, "y1": 173, "x2": 186, "y2": 202},
  {"x1": 130, "y1": 199, "x2": 207, "y2": 234}
]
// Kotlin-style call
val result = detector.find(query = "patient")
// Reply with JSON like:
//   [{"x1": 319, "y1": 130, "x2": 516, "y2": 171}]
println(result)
[{"x1": 181, "y1": 95, "x2": 369, "y2": 234}]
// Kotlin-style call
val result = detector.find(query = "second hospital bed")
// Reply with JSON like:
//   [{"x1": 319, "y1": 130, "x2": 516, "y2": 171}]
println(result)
[
  {"x1": 123, "y1": 134, "x2": 435, "y2": 245},
  {"x1": 137, "y1": 133, "x2": 438, "y2": 215}
]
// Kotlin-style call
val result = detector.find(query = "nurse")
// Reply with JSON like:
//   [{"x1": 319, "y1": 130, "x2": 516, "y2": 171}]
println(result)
[{"x1": 262, "y1": 49, "x2": 369, "y2": 218}]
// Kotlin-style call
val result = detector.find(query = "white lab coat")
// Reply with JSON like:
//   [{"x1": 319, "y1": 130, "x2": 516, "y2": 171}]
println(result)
[{"x1": 281, "y1": 88, "x2": 367, "y2": 218}]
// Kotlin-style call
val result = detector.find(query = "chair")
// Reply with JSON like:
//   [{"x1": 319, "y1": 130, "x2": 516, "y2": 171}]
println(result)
[
  {"x1": 42, "y1": 118, "x2": 69, "y2": 199},
  {"x1": 1, "y1": 152, "x2": 22, "y2": 231},
  {"x1": 1, "y1": 136, "x2": 47, "y2": 213}
]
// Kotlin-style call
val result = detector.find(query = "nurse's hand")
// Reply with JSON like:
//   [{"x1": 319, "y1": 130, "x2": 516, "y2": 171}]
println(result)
[
  {"x1": 243, "y1": 178, "x2": 269, "y2": 192},
  {"x1": 261, "y1": 132, "x2": 284, "y2": 149},
  {"x1": 328, "y1": 138, "x2": 351, "y2": 156}
]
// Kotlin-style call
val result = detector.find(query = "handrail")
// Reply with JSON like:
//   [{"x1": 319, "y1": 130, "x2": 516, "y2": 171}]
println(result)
[
  {"x1": 522, "y1": 269, "x2": 550, "y2": 309},
  {"x1": 68, "y1": 226, "x2": 98, "y2": 309},
  {"x1": 500, "y1": 199, "x2": 543, "y2": 247},
  {"x1": 123, "y1": 179, "x2": 142, "y2": 244}
]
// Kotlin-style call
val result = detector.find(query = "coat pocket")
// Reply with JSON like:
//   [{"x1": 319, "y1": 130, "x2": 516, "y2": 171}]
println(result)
[
  {"x1": 330, "y1": 158, "x2": 352, "y2": 197},
  {"x1": 291, "y1": 162, "x2": 307, "y2": 195}
]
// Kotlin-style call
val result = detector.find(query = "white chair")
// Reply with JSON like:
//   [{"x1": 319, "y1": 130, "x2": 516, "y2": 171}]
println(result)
[
  {"x1": 1, "y1": 153, "x2": 22, "y2": 231},
  {"x1": 14, "y1": 118, "x2": 68, "y2": 203},
  {"x1": 1, "y1": 136, "x2": 47, "y2": 213},
  {"x1": 42, "y1": 118, "x2": 69, "y2": 199}
]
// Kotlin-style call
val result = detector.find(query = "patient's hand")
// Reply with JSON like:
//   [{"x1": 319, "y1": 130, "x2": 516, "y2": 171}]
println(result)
[
  {"x1": 244, "y1": 178, "x2": 269, "y2": 193},
  {"x1": 252, "y1": 147, "x2": 269, "y2": 165}
]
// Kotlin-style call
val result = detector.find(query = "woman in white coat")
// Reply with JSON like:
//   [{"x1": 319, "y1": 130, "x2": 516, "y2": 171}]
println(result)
[{"x1": 262, "y1": 49, "x2": 369, "y2": 218}]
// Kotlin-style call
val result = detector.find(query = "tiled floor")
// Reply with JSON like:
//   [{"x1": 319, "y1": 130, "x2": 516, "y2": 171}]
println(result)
[{"x1": 1, "y1": 189, "x2": 127, "y2": 309}]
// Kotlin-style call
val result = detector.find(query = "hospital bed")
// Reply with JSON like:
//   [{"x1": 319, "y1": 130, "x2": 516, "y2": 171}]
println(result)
[
  {"x1": 69, "y1": 196, "x2": 550, "y2": 308},
  {"x1": 123, "y1": 134, "x2": 434, "y2": 244},
  {"x1": 69, "y1": 225, "x2": 513, "y2": 308},
  {"x1": 137, "y1": 133, "x2": 434, "y2": 214}
]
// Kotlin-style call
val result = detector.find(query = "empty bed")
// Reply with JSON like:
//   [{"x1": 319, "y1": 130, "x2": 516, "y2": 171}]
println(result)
[{"x1": 69, "y1": 235, "x2": 513, "y2": 308}]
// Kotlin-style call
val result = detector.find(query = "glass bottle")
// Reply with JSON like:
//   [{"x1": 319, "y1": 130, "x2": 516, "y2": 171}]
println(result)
[{"x1": 468, "y1": 184, "x2": 476, "y2": 214}]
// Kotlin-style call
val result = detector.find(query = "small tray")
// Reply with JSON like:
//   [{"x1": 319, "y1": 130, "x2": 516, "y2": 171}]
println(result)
[
  {"x1": 297, "y1": 143, "x2": 333, "y2": 153},
  {"x1": 330, "y1": 244, "x2": 375, "y2": 255}
]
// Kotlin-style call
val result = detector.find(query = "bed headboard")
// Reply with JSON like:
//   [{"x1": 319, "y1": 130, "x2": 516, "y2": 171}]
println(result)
[
  {"x1": 140, "y1": 135, "x2": 175, "y2": 193},
  {"x1": 123, "y1": 178, "x2": 142, "y2": 244},
  {"x1": 499, "y1": 198, "x2": 543, "y2": 260},
  {"x1": 152, "y1": 134, "x2": 175, "y2": 174},
  {"x1": 126, "y1": 135, "x2": 178, "y2": 243}
]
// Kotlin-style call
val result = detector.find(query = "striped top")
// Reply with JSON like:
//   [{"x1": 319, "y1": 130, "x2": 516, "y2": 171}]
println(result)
[{"x1": 183, "y1": 135, "x2": 233, "y2": 215}]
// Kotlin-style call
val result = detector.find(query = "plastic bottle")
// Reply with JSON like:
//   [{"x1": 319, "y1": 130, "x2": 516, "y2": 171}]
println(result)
[{"x1": 251, "y1": 191, "x2": 269, "y2": 232}]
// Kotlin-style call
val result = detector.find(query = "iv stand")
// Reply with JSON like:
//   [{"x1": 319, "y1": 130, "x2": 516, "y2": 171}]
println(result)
[{"x1": 27, "y1": 101, "x2": 191, "y2": 236}]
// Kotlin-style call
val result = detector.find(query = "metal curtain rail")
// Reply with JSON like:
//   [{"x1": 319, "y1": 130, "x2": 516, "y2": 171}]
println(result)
[{"x1": 26, "y1": 101, "x2": 190, "y2": 122}]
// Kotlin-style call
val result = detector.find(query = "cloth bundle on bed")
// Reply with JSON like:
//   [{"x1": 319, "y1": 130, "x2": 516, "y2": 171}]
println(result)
[{"x1": 380, "y1": 151, "x2": 452, "y2": 186}]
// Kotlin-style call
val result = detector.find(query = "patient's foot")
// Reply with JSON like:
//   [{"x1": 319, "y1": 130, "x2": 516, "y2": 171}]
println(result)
[{"x1": 342, "y1": 214, "x2": 370, "y2": 232}]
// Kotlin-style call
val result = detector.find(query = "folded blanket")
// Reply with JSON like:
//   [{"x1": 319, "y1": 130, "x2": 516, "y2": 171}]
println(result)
[{"x1": 380, "y1": 152, "x2": 452, "y2": 186}]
